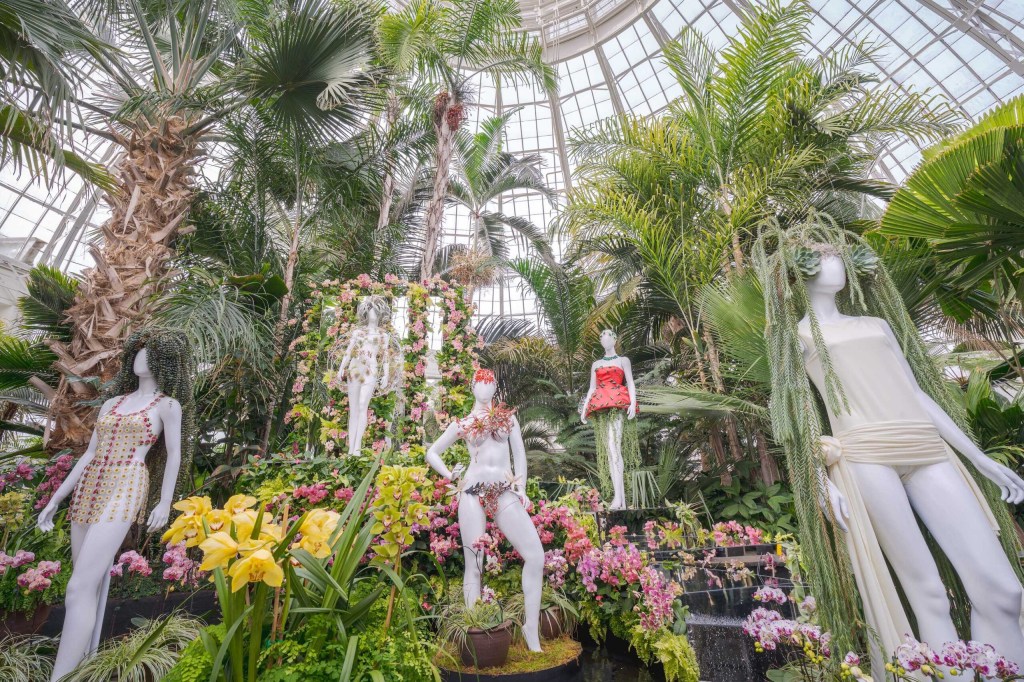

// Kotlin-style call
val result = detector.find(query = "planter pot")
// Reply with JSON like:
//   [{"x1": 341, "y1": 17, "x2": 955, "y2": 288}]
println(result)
[
  {"x1": 1, "y1": 604, "x2": 52, "y2": 636},
  {"x1": 539, "y1": 606, "x2": 564, "y2": 640},
  {"x1": 459, "y1": 620, "x2": 513, "y2": 668}
]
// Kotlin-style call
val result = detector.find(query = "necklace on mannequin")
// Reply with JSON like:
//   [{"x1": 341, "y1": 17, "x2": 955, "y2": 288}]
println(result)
[{"x1": 602, "y1": 355, "x2": 619, "y2": 361}]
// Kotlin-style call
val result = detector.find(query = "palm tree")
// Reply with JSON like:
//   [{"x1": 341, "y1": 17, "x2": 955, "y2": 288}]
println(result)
[
  {"x1": 877, "y1": 94, "x2": 1024, "y2": 363},
  {"x1": 0, "y1": 0, "x2": 113, "y2": 187},
  {"x1": 379, "y1": 0, "x2": 555, "y2": 277},
  {"x1": 562, "y1": 0, "x2": 958, "y2": 464},
  {"x1": 447, "y1": 111, "x2": 553, "y2": 295},
  {"x1": 43, "y1": 0, "x2": 381, "y2": 453}
]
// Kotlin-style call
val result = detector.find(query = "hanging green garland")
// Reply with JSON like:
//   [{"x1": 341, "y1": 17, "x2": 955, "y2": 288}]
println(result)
[
  {"x1": 591, "y1": 411, "x2": 642, "y2": 503},
  {"x1": 751, "y1": 210, "x2": 1024, "y2": 658}
]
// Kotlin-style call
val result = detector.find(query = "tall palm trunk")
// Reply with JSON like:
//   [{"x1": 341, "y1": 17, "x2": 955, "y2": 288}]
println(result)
[
  {"x1": 421, "y1": 91, "x2": 461, "y2": 277},
  {"x1": 48, "y1": 116, "x2": 198, "y2": 453},
  {"x1": 260, "y1": 176, "x2": 307, "y2": 455},
  {"x1": 376, "y1": 94, "x2": 400, "y2": 235}
]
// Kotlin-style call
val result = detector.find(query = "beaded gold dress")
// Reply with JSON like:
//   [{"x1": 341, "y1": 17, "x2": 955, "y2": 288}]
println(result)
[{"x1": 69, "y1": 393, "x2": 165, "y2": 525}]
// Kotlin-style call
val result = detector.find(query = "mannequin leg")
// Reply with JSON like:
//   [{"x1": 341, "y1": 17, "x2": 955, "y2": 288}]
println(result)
[
  {"x1": 848, "y1": 463, "x2": 960, "y2": 647},
  {"x1": 458, "y1": 494, "x2": 486, "y2": 608},
  {"x1": 904, "y1": 462, "x2": 1024, "y2": 665},
  {"x1": 52, "y1": 520, "x2": 132, "y2": 681},
  {"x1": 495, "y1": 492, "x2": 544, "y2": 651},
  {"x1": 346, "y1": 379, "x2": 362, "y2": 454},
  {"x1": 346, "y1": 380, "x2": 373, "y2": 455},
  {"x1": 609, "y1": 414, "x2": 625, "y2": 509}
]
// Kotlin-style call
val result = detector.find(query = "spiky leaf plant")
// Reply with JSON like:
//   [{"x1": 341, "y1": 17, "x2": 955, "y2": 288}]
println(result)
[
  {"x1": 0, "y1": 634, "x2": 54, "y2": 681},
  {"x1": 59, "y1": 615, "x2": 204, "y2": 682}
]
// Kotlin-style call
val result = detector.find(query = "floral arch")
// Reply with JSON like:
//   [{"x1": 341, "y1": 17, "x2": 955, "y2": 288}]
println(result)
[{"x1": 285, "y1": 275, "x2": 481, "y2": 461}]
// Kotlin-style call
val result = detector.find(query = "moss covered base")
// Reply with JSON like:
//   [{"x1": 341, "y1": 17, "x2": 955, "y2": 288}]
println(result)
[{"x1": 436, "y1": 636, "x2": 582, "y2": 680}]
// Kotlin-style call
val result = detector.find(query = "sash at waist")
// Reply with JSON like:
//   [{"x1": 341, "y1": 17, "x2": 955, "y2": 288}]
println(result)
[{"x1": 827, "y1": 420, "x2": 948, "y2": 467}]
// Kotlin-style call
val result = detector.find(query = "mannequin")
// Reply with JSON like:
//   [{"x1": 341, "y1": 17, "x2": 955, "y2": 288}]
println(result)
[
  {"x1": 800, "y1": 252, "x2": 1024, "y2": 666},
  {"x1": 426, "y1": 368, "x2": 544, "y2": 652},
  {"x1": 332, "y1": 295, "x2": 402, "y2": 456},
  {"x1": 580, "y1": 330, "x2": 638, "y2": 509},
  {"x1": 38, "y1": 337, "x2": 186, "y2": 681}
]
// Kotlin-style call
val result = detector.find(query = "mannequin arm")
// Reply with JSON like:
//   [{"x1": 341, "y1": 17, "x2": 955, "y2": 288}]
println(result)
[
  {"x1": 881, "y1": 321, "x2": 1024, "y2": 504},
  {"x1": 148, "y1": 399, "x2": 183, "y2": 531},
  {"x1": 37, "y1": 399, "x2": 113, "y2": 532},
  {"x1": 580, "y1": 365, "x2": 597, "y2": 423},
  {"x1": 379, "y1": 336, "x2": 390, "y2": 391},
  {"x1": 622, "y1": 357, "x2": 638, "y2": 419},
  {"x1": 510, "y1": 417, "x2": 529, "y2": 504},
  {"x1": 425, "y1": 421, "x2": 462, "y2": 480},
  {"x1": 336, "y1": 333, "x2": 357, "y2": 378}
]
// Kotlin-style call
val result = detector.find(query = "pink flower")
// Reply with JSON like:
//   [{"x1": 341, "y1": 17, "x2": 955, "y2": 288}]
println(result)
[
  {"x1": 608, "y1": 525, "x2": 628, "y2": 546},
  {"x1": 753, "y1": 586, "x2": 787, "y2": 605},
  {"x1": 11, "y1": 550, "x2": 35, "y2": 567}
]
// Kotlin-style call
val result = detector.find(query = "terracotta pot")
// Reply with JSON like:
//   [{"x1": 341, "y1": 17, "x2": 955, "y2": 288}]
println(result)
[
  {"x1": 1, "y1": 605, "x2": 52, "y2": 636},
  {"x1": 539, "y1": 606, "x2": 564, "y2": 640},
  {"x1": 459, "y1": 620, "x2": 513, "y2": 668}
]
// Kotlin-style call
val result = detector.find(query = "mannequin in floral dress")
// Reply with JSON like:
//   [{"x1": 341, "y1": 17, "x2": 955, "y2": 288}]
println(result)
[
  {"x1": 426, "y1": 368, "x2": 544, "y2": 651},
  {"x1": 331, "y1": 296, "x2": 402, "y2": 456},
  {"x1": 580, "y1": 330, "x2": 639, "y2": 509}
]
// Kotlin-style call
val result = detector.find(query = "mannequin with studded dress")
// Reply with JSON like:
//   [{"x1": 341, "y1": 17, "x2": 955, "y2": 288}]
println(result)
[{"x1": 37, "y1": 334, "x2": 190, "y2": 680}]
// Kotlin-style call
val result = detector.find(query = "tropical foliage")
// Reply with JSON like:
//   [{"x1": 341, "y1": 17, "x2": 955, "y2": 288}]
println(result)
[{"x1": 2, "y1": 0, "x2": 1024, "y2": 679}]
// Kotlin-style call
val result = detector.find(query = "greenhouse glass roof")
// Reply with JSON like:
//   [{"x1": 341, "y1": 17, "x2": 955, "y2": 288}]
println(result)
[{"x1": 0, "y1": 0, "x2": 1021, "y2": 324}]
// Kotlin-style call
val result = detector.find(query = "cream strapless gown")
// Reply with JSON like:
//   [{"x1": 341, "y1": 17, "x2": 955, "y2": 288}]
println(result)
[{"x1": 799, "y1": 316, "x2": 999, "y2": 665}]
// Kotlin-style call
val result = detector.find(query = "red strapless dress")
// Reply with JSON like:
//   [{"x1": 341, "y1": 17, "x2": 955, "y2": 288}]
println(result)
[{"x1": 585, "y1": 365, "x2": 633, "y2": 417}]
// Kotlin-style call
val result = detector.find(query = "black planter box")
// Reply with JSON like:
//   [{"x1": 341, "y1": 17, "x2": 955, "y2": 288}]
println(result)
[{"x1": 38, "y1": 589, "x2": 218, "y2": 641}]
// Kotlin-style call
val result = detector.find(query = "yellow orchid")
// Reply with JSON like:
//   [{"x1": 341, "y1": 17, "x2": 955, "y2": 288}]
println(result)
[
  {"x1": 301, "y1": 509, "x2": 340, "y2": 536},
  {"x1": 199, "y1": 532, "x2": 239, "y2": 571},
  {"x1": 223, "y1": 494, "x2": 258, "y2": 515},
  {"x1": 228, "y1": 548, "x2": 284, "y2": 592},
  {"x1": 231, "y1": 510, "x2": 259, "y2": 539},
  {"x1": 161, "y1": 514, "x2": 206, "y2": 547},
  {"x1": 173, "y1": 496, "x2": 212, "y2": 517},
  {"x1": 204, "y1": 509, "x2": 232, "y2": 533}
]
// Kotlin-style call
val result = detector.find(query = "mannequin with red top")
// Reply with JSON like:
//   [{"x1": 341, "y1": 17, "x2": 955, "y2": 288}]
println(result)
[{"x1": 580, "y1": 330, "x2": 638, "y2": 509}]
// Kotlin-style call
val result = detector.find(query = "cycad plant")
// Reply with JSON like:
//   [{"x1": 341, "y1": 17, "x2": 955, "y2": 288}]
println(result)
[
  {"x1": 378, "y1": 0, "x2": 556, "y2": 277},
  {"x1": 44, "y1": 0, "x2": 381, "y2": 454},
  {"x1": 0, "y1": 265, "x2": 78, "y2": 460}
]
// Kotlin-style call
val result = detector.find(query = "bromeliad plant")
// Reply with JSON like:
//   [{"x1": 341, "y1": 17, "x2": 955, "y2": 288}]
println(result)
[{"x1": 161, "y1": 465, "x2": 383, "y2": 681}]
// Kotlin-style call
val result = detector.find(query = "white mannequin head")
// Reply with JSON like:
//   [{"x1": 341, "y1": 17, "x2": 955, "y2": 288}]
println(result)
[
  {"x1": 472, "y1": 368, "x2": 497, "y2": 404},
  {"x1": 808, "y1": 254, "x2": 847, "y2": 295},
  {"x1": 357, "y1": 295, "x2": 391, "y2": 328},
  {"x1": 600, "y1": 329, "x2": 617, "y2": 354},
  {"x1": 133, "y1": 347, "x2": 152, "y2": 377}
]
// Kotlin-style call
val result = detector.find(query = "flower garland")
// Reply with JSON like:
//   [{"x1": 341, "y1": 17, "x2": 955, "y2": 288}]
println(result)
[{"x1": 286, "y1": 275, "x2": 479, "y2": 460}]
